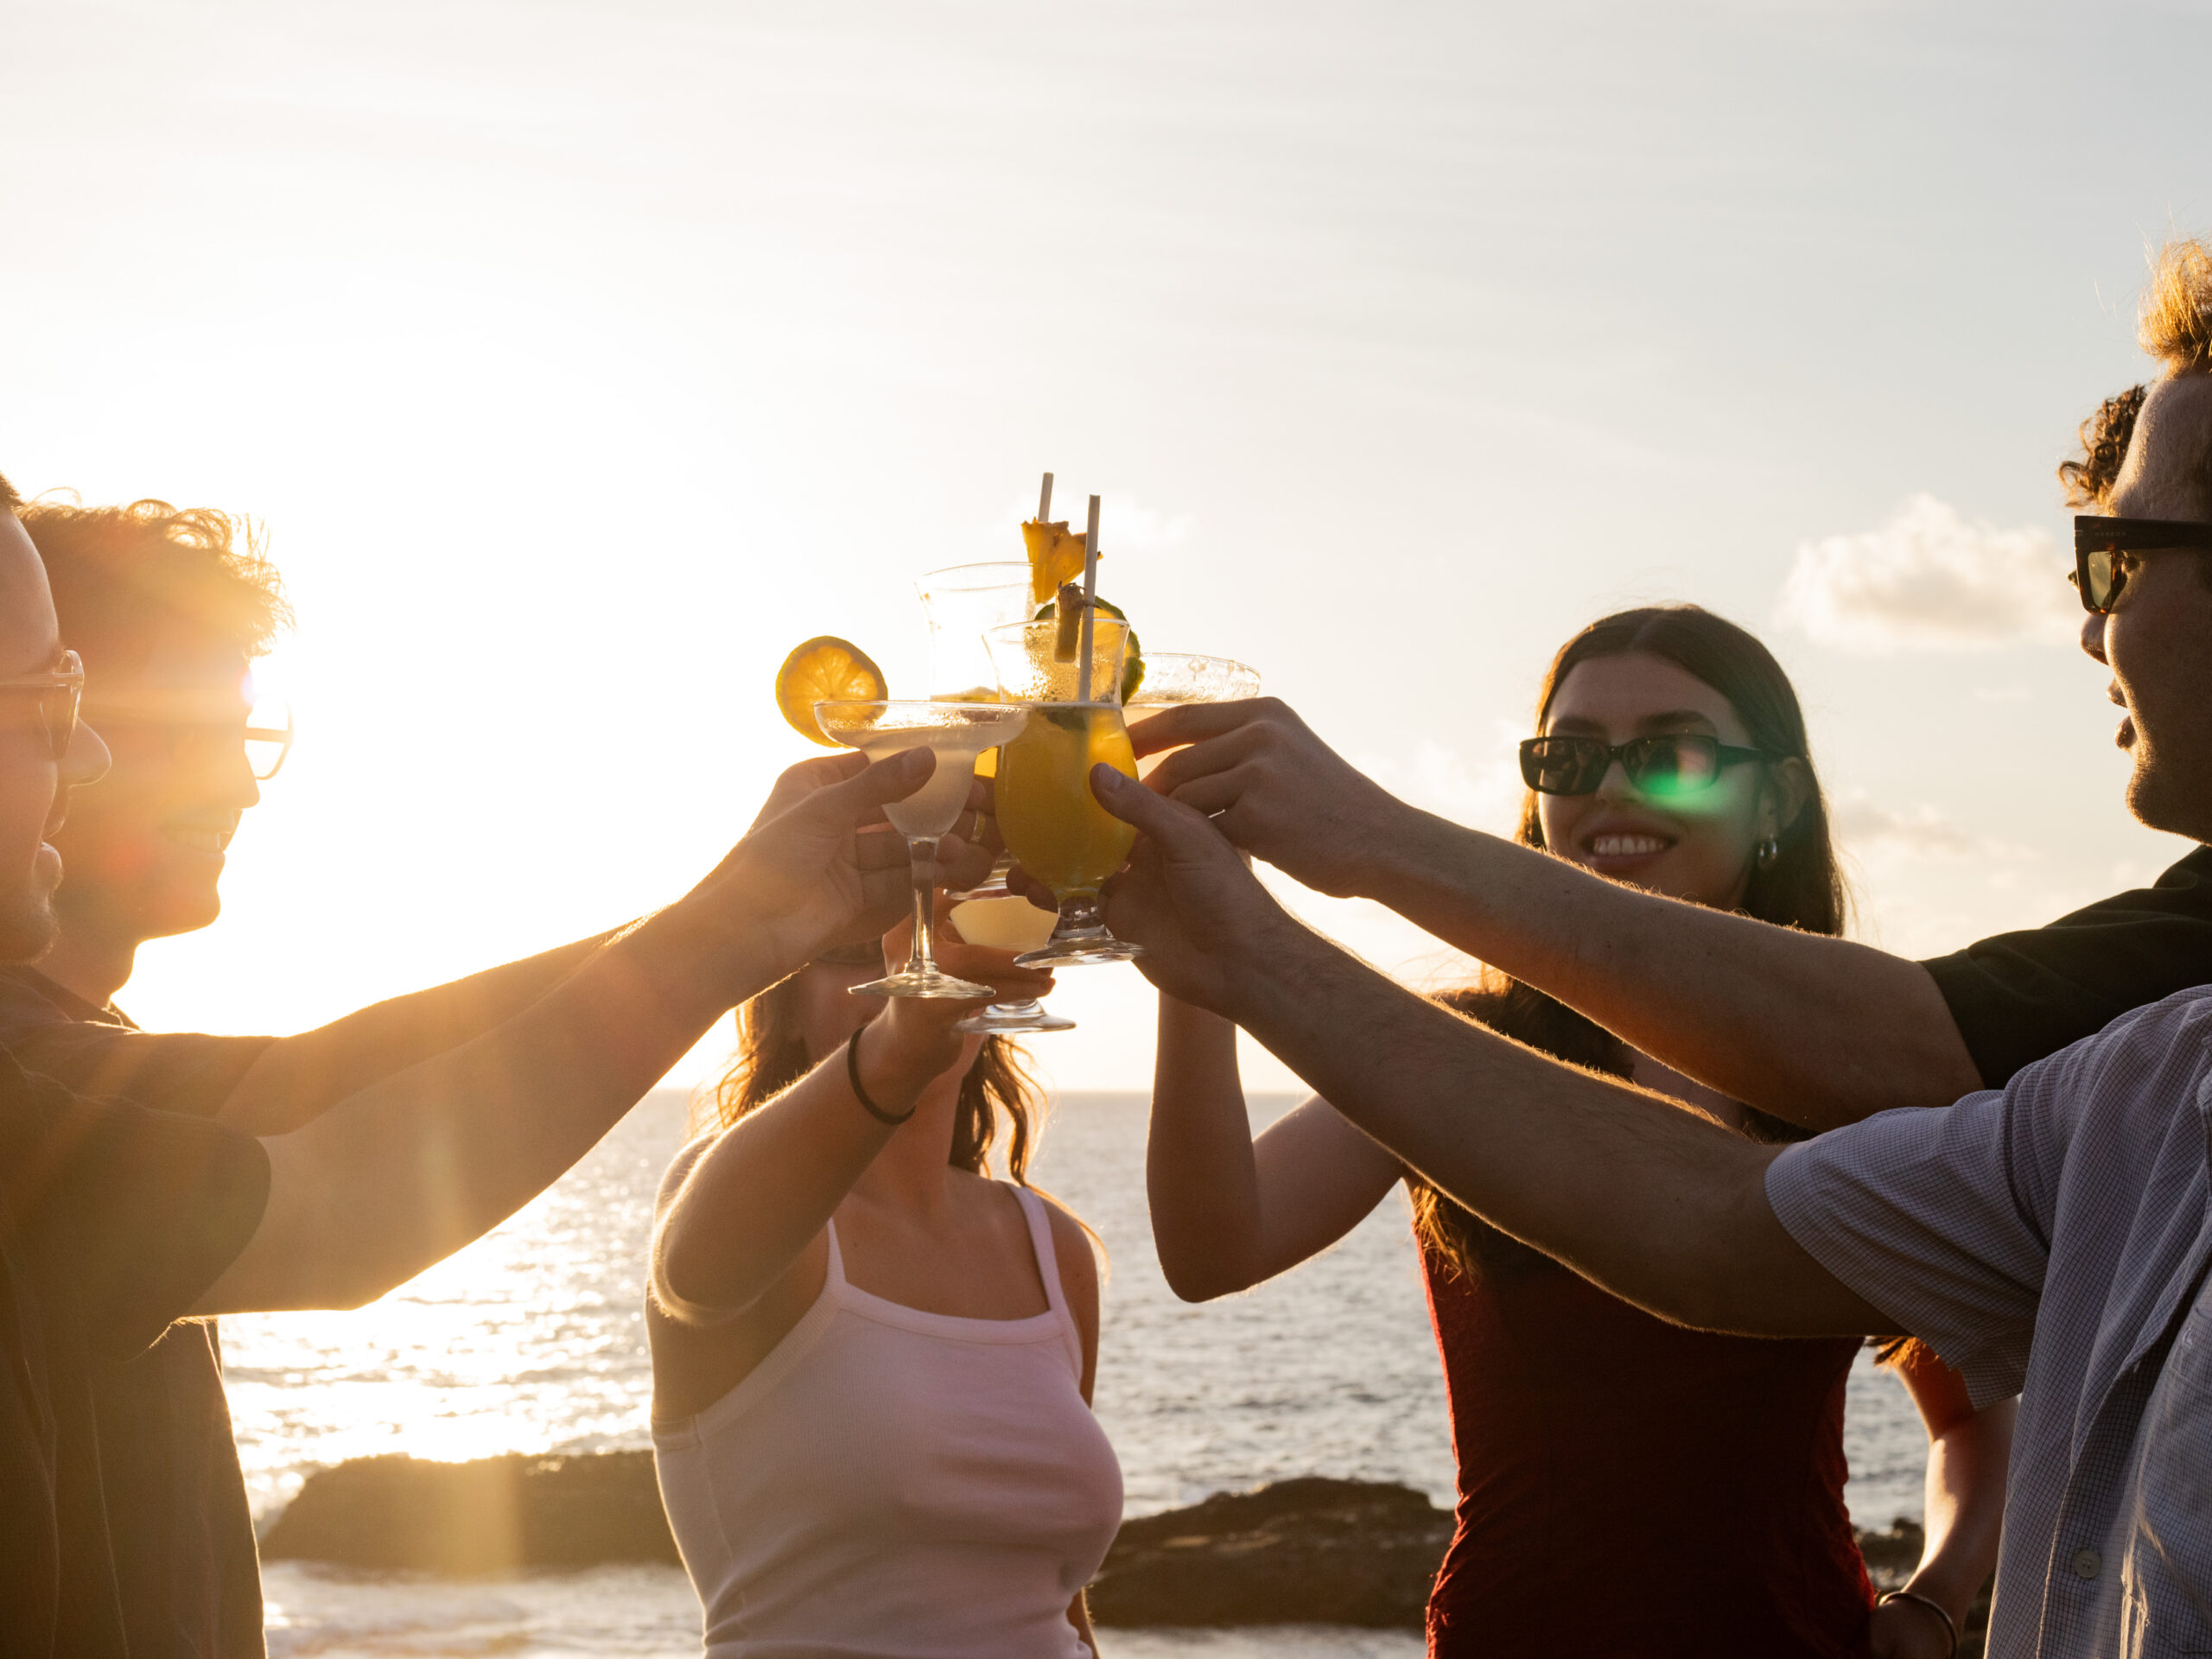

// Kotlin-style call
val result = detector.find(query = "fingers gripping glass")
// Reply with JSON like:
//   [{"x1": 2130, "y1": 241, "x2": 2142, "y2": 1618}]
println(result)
[
  {"x1": 0, "y1": 652, "x2": 86, "y2": 760},
  {"x1": 2071, "y1": 516, "x2": 2212, "y2": 614},
  {"x1": 1519, "y1": 734, "x2": 1769, "y2": 798}
]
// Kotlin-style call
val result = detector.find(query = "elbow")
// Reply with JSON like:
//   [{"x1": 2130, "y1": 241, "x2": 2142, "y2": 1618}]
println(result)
[{"x1": 1155, "y1": 1253, "x2": 1254, "y2": 1304}]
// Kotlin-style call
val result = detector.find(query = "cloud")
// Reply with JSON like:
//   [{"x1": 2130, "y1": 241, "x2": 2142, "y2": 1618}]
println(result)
[
  {"x1": 1831, "y1": 792, "x2": 2034, "y2": 864},
  {"x1": 1775, "y1": 494, "x2": 2077, "y2": 652}
]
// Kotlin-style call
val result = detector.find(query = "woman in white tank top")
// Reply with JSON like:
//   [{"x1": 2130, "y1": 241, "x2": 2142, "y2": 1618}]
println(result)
[{"x1": 649, "y1": 918, "x2": 1122, "y2": 1658}]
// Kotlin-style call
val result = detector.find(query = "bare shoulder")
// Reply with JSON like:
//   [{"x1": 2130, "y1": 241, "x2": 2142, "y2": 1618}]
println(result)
[{"x1": 1035, "y1": 1192, "x2": 1101, "y2": 1306}]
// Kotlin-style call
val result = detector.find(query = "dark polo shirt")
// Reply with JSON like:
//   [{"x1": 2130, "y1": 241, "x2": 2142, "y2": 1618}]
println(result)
[
  {"x1": 1923, "y1": 844, "x2": 2212, "y2": 1086},
  {"x1": 0, "y1": 1044, "x2": 268, "y2": 1659},
  {"x1": 0, "y1": 969, "x2": 274, "y2": 1659}
]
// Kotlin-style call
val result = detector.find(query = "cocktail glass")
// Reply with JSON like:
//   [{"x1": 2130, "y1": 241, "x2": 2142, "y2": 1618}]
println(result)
[
  {"x1": 983, "y1": 619, "x2": 1144, "y2": 968},
  {"x1": 946, "y1": 883, "x2": 1075, "y2": 1033},
  {"x1": 814, "y1": 698, "x2": 1030, "y2": 998},
  {"x1": 1125, "y1": 653, "x2": 1262, "y2": 779},
  {"x1": 917, "y1": 562, "x2": 1034, "y2": 702}
]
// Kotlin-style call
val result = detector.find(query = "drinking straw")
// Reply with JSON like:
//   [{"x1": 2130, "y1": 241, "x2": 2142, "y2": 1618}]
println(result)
[
  {"x1": 1038, "y1": 472, "x2": 1054, "y2": 521},
  {"x1": 1078, "y1": 495, "x2": 1101, "y2": 702}
]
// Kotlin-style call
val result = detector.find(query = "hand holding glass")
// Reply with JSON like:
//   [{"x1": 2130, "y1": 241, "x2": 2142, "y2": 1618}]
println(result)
[{"x1": 814, "y1": 699, "x2": 1029, "y2": 998}]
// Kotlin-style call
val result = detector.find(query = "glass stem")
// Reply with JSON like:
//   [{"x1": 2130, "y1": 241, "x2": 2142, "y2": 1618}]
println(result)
[{"x1": 907, "y1": 836, "x2": 942, "y2": 973}]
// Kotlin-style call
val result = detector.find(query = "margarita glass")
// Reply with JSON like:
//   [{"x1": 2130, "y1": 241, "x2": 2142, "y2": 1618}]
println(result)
[
  {"x1": 1125, "y1": 653, "x2": 1262, "y2": 779},
  {"x1": 984, "y1": 618, "x2": 1144, "y2": 968},
  {"x1": 814, "y1": 699, "x2": 1030, "y2": 998}
]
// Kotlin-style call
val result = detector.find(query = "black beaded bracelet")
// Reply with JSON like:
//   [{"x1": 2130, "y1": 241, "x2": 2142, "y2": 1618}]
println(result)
[{"x1": 846, "y1": 1025, "x2": 917, "y2": 1127}]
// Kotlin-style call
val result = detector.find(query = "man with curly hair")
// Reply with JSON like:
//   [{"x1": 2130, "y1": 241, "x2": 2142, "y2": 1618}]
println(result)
[{"x1": 2, "y1": 492, "x2": 990, "y2": 1656}]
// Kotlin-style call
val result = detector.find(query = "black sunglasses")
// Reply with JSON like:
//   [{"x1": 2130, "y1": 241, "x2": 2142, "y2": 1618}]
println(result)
[
  {"x1": 0, "y1": 651, "x2": 86, "y2": 761},
  {"x1": 2071, "y1": 516, "x2": 2212, "y2": 614},
  {"x1": 1520, "y1": 733, "x2": 1770, "y2": 798}
]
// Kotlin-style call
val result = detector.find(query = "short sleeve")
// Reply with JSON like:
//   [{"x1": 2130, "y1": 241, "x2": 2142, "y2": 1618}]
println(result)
[
  {"x1": 1765, "y1": 1066, "x2": 2077, "y2": 1406},
  {"x1": 2, "y1": 1022, "x2": 273, "y2": 1120},
  {"x1": 0, "y1": 1056, "x2": 270, "y2": 1361},
  {"x1": 1924, "y1": 847, "x2": 2212, "y2": 1087}
]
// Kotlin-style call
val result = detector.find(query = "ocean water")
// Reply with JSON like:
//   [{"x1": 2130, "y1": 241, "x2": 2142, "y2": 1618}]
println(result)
[{"x1": 234, "y1": 1090, "x2": 1931, "y2": 1656}]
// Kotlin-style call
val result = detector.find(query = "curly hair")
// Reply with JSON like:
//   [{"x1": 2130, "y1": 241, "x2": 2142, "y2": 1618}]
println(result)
[
  {"x1": 2142, "y1": 235, "x2": 2212, "y2": 376},
  {"x1": 702, "y1": 970, "x2": 1052, "y2": 1185},
  {"x1": 2056, "y1": 385, "x2": 2147, "y2": 510},
  {"x1": 19, "y1": 498, "x2": 289, "y2": 677},
  {"x1": 0, "y1": 472, "x2": 20, "y2": 515}
]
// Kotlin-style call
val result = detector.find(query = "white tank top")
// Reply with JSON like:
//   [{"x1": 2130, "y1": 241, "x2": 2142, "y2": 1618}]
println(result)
[{"x1": 652, "y1": 1185, "x2": 1124, "y2": 1658}]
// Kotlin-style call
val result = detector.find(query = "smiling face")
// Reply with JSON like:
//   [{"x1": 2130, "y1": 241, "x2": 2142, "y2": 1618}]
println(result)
[
  {"x1": 1535, "y1": 651, "x2": 1800, "y2": 908},
  {"x1": 52, "y1": 619, "x2": 262, "y2": 948},
  {"x1": 0, "y1": 513, "x2": 111, "y2": 961}
]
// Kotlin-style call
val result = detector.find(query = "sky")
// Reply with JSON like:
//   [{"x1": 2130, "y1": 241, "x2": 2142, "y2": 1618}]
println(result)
[{"x1": 3, "y1": 0, "x2": 2209, "y2": 1094}]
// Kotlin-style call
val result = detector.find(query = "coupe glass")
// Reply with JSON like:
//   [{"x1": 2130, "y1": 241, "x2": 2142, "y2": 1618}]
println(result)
[
  {"x1": 814, "y1": 699, "x2": 1029, "y2": 998},
  {"x1": 983, "y1": 619, "x2": 1144, "y2": 968},
  {"x1": 1125, "y1": 652, "x2": 1262, "y2": 779}
]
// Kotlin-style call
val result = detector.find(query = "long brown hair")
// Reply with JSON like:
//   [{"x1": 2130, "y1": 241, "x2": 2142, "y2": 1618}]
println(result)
[
  {"x1": 702, "y1": 969, "x2": 1050, "y2": 1185},
  {"x1": 1409, "y1": 605, "x2": 1849, "y2": 1287}
]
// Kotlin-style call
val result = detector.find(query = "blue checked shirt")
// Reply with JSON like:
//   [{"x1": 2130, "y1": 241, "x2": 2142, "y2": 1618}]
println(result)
[{"x1": 1767, "y1": 987, "x2": 2212, "y2": 1659}]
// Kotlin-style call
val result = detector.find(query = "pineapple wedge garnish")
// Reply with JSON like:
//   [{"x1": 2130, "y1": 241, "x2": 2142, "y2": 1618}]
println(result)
[{"x1": 1021, "y1": 518, "x2": 1094, "y2": 607}]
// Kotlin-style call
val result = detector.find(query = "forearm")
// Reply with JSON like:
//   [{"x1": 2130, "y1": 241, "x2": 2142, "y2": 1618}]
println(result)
[
  {"x1": 218, "y1": 927, "x2": 627, "y2": 1133},
  {"x1": 1906, "y1": 1400, "x2": 2015, "y2": 1626},
  {"x1": 201, "y1": 901, "x2": 775, "y2": 1313},
  {"x1": 1218, "y1": 918, "x2": 1891, "y2": 1337},
  {"x1": 1361, "y1": 810, "x2": 1981, "y2": 1126},
  {"x1": 1147, "y1": 997, "x2": 1270, "y2": 1298},
  {"x1": 655, "y1": 1028, "x2": 933, "y2": 1319}
]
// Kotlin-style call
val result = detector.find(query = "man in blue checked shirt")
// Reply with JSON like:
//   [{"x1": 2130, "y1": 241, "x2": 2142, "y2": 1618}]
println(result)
[{"x1": 1093, "y1": 244, "x2": 2212, "y2": 1657}]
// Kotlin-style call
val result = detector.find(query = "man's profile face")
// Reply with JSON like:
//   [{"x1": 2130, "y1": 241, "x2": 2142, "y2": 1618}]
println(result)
[
  {"x1": 2090, "y1": 372, "x2": 2212, "y2": 842},
  {"x1": 0, "y1": 514, "x2": 109, "y2": 961},
  {"x1": 56, "y1": 622, "x2": 261, "y2": 947}
]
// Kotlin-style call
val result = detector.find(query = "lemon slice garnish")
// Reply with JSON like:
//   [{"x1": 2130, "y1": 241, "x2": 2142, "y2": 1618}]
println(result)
[{"x1": 776, "y1": 636, "x2": 887, "y2": 747}]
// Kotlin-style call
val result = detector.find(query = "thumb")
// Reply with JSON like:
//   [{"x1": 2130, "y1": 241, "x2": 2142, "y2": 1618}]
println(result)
[
  {"x1": 1090, "y1": 762, "x2": 1205, "y2": 847},
  {"x1": 814, "y1": 746, "x2": 936, "y2": 826}
]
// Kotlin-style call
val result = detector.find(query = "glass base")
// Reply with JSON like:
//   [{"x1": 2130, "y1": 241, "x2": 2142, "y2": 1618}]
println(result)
[
  {"x1": 953, "y1": 1000, "x2": 1076, "y2": 1034},
  {"x1": 849, "y1": 963, "x2": 997, "y2": 1000},
  {"x1": 1015, "y1": 931, "x2": 1143, "y2": 968}
]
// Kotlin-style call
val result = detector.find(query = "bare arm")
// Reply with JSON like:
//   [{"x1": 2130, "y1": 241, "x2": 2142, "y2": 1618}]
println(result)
[
  {"x1": 1135, "y1": 700, "x2": 1982, "y2": 1128},
  {"x1": 194, "y1": 748, "x2": 974, "y2": 1314},
  {"x1": 1090, "y1": 769, "x2": 1898, "y2": 1340},
  {"x1": 1148, "y1": 994, "x2": 1401, "y2": 1300},
  {"x1": 1869, "y1": 1347, "x2": 2014, "y2": 1655},
  {"x1": 652, "y1": 937, "x2": 1053, "y2": 1323},
  {"x1": 217, "y1": 928, "x2": 626, "y2": 1133}
]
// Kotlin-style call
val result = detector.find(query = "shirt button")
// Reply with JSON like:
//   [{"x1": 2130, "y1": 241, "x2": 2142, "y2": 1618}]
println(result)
[{"x1": 2072, "y1": 1548, "x2": 2102, "y2": 1580}]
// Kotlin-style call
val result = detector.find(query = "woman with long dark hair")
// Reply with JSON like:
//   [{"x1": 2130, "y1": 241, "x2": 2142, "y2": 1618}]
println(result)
[
  {"x1": 649, "y1": 922, "x2": 1121, "y2": 1656},
  {"x1": 1146, "y1": 606, "x2": 2011, "y2": 1658}
]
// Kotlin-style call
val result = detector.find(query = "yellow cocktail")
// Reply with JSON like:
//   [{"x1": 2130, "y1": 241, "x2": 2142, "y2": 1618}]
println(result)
[
  {"x1": 983, "y1": 619, "x2": 1145, "y2": 967},
  {"x1": 995, "y1": 703, "x2": 1139, "y2": 896}
]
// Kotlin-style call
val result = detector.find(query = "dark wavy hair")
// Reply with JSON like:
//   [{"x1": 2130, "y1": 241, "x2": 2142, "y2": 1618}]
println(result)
[
  {"x1": 704, "y1": 969, "x2": 1050, "y2": 1185},
  {"x1": 1409, "y1": 605, "x2": 1848, "y2": 1288}
]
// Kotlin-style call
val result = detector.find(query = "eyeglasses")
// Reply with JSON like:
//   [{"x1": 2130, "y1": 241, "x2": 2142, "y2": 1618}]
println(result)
[
  {"x1": 80, "y1": 689, "x2": 296, "y2": 781},
  {"x1": 1520, "y1": 733, "x2": 1770, "y2": 798},
  {"x1": 2071, "y1": 515, "x2": 2212, "y2": 614},
  {"x1": 0, "y1": 652, "x2": 86, "y2": 761}
]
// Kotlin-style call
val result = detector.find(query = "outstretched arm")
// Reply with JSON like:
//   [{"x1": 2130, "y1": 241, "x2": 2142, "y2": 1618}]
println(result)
[
  {"x1": 1135, "y1": 700, "x2": 1981, "y2": 1128},
  {"x1": 216, "y1": 929, "x2": 626, "y2": 1134},
  {"x1": 194, "y1": 747, "x2": 984, "y2": 1314},
  {"x1": 1087, "y1": 766, "x2": 1898, "y2": 1340},
  {"x1": 1148, "y1": 994, "x2": 1401, "y2": 1301}
]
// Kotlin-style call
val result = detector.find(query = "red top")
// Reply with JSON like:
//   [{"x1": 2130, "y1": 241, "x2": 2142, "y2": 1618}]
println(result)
[{"x1": 1421, "y1": 1243, "x2": 1873, "y2": 1657}]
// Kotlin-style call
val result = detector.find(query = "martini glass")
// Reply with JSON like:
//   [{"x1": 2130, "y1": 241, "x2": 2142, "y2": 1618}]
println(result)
[
  {"x1": 815, "y1": 699, "x2": 1030, "y2": 998},
  {"x1": 984, "y1": 619, "x2": 1144, "y2": 968},
  {"x1": 1125, "y1": 653, "x2": 1262, "y2": 779}
]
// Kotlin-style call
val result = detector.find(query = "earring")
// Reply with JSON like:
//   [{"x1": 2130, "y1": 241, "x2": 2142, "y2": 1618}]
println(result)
[{"x1": 1755, "y1": 836, "x2": 1780, "y2": 872}]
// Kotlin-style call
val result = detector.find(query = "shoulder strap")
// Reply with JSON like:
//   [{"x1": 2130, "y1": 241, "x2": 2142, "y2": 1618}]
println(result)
[
  {"x1": 823, "y1": 1217, "x2": 849, "y2": 1291},
  {"x1": 1013, "y1": 1187, "x2": 1085, "y2": 1379}
]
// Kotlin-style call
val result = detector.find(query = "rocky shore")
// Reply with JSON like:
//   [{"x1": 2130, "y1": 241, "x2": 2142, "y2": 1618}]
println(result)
[{"x1": 263, "y1": 1452, "x2": 1987, "y2": 1648}]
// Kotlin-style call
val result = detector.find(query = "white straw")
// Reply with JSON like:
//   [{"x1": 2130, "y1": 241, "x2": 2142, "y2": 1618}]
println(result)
[
  {"x1": 1078, "y1": 495, "x2": 1101, "y2": 702},
  {"x1": 1038, "y1": 472, "x2": 1054, "y2": 521}
]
